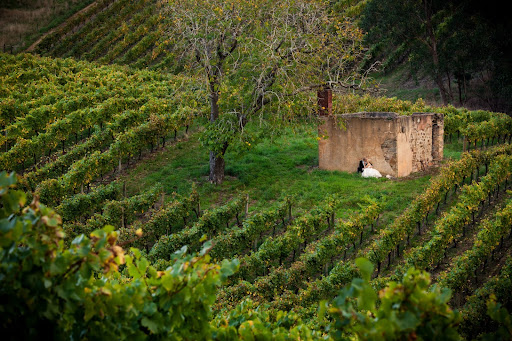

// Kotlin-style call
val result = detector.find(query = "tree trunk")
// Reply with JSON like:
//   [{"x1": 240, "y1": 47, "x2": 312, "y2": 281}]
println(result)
[
  {"x1": 209, "y1": 150, "x2": 225, "y2": 184},
  {"x1": 423, "y1": 0, "x2": 449, "y2": 105},
  {"x1": 207, "y1": 84, "x2": 229, "y2": 184}
]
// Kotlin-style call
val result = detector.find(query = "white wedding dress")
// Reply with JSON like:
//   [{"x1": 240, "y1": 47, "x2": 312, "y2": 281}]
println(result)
[{"x1": 362, "y1": 167, "x2": 382, "y2": 178}]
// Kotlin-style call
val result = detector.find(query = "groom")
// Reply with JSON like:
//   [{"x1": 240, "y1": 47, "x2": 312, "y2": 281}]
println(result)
[{"x1": 357, "y1": 159, "x2": 365, "y2": 173}]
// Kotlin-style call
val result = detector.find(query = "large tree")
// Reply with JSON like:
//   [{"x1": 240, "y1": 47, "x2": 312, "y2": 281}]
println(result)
[
  {"x1": 359, "y1": 0, "x2": 453, "y2": 105},
  {"x1": 164, "y1": 0, "x2": 373, "y2": 184},
  {"x1": 360, "y1": 0, "x2": 512, "y2": 110}
]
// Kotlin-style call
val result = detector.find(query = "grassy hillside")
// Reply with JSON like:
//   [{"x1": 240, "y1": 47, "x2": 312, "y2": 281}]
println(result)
[{"x1": 119, "y1": 123, "x2": 432, "y2": 222}]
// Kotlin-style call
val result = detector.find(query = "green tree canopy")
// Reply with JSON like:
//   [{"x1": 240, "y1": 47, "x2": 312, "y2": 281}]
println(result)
[{"x1": 164, "y1": 0, "x2": 374, "y2": 183}]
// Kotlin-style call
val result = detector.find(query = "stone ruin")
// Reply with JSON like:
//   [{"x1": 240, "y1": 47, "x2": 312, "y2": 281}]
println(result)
[{"x1": 317, "y1": 105, "x2": 444, "y2": 177}]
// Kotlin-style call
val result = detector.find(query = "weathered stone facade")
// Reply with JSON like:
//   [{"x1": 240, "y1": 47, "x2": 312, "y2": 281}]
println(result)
[{"x1": 318, "y1": 112, "x2": 444, "y2": 177}]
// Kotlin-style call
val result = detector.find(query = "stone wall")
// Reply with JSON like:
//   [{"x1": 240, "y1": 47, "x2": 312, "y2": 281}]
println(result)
[{"x1": 318, "y1": 112, "x2": 444, "y2": 177}]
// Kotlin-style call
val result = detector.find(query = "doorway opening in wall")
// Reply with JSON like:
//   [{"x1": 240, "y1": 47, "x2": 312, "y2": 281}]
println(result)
[{"x1": 432, "y1": 121, "x2": 441, "y2": 160}]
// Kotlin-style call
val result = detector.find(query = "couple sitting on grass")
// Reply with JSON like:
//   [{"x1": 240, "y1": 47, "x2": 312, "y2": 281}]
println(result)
[{"x1": 357, "y1": 157, "x2": 382, "y2": 178}]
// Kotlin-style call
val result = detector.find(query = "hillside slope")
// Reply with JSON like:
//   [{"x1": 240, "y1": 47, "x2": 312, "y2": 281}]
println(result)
[
  {"x1": 0, "y1": 0, "x2": 95, "y2": 53},
  {"x1": 34, "y1": 0, "x2": 176, "y2": 70}
]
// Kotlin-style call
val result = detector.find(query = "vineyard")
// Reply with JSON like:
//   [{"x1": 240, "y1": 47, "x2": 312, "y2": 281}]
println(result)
[
  {"x1": 34, "y1": 0, "x2": 181, "y2": 71},
  {"x1": 2, "y1": 0, "x2": 512, "y2": 338},
  {"x1": 2, "y1": 51, "x2": 512, "y2": 339}
]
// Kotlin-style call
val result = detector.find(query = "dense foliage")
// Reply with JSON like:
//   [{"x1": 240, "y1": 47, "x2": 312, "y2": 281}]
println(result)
[
  {"x1": 3, "y1": 170, "x2": 510, "y2": 340},
  {"x1": 0, "y1": 52, "x2": 205, "y2": 207},
  {"x1": 359, "y1": 0, "x2": 512, "y2": 111},
  {"x1": 2, "y1": 1, "x2": 512, "y2": 336},
  {"x1": 327, "y1": 258, "x2": 461, "y2": 340},
  {"x1": 0, "y1": 171, "x2": 238, "y2": 339}
]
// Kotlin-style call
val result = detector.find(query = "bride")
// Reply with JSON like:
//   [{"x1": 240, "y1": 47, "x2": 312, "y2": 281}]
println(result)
[{"x1": 361, "y1": 158, "x2": 382, "y2": 178}]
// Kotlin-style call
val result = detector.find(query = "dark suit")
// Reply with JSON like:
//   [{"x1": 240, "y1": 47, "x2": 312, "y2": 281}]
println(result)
[{"x1": 357, "y1": 160, "x2": 364, "y2": 173}]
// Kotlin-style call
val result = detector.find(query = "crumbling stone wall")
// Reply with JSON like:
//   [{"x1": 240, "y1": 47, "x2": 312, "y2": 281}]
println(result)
[{"x1": 318, "y1": 112, "x2": 444, "y2": 177}]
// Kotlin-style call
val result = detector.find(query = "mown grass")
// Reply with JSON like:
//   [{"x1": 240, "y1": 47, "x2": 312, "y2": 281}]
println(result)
[{"x1": 120, "y1": 121, "x2": 461, "y2": 226}]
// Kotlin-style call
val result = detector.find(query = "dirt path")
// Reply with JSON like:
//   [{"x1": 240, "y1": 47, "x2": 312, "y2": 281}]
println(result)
[{"x1": 25, "y1": 1, "x2": 98, "y2": 53}]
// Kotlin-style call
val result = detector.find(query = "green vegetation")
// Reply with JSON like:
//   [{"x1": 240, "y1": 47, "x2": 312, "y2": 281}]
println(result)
[
  {"x1": 2, "y1": 0, "x2": 512, "y2": 338},
  {"x1": 0, "y1": 171, "x2": 239, "y2": 340},
  {"x1": 2, "y1": 174, "x2": 511, "y2": 340},
  {"x1": 3, "y1": 52, "x2": 512, "y2": 338},
  {"x1": 120, "y1": 124, "x2": 430, "y2": 220},
  {"x1": 358, "y1": 0, "x2": 512, "y2": 112},
  {"x1": 328, "y1": 258, "x2": 461, "y2": 340}
]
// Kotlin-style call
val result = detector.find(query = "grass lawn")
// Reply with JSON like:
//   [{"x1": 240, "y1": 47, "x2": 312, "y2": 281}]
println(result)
[{"x1": 121, "y1": 121, "x2": 462, "y2": 225}]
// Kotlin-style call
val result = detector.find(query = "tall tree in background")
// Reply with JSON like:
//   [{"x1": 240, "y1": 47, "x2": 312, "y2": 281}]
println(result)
[
  {"x1": 453, "y1": 0, "x2": 512, "y2": 111},
  {"x1": 360, "y1": 0, "x2": 512, "y2": 111},
  {"x1": 360, "y1": 0, "x2": 452, "y2": 105},
  {"x1": 164, "y1": 0, "x2": 374, "y2": 184}
]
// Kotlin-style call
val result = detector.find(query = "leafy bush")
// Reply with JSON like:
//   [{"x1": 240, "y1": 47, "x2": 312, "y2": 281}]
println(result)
[
  {"x1": 326, "y1": 258, "x2": 461, "y2": 340},
  {"x1": 0, "y1": 171, "x2": 238, "y2": 340}
]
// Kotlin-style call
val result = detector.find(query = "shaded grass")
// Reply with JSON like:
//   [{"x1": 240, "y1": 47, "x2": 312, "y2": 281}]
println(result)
[
  {"x1": 121, "y1": 122, "x2": 440, "y2": 226},
  {"x1": 444, "y1": 138, "x2": 464, "y2": 160},
  {"x1": 371, "y1": 66, "x2": 444, "y2": 106}
]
